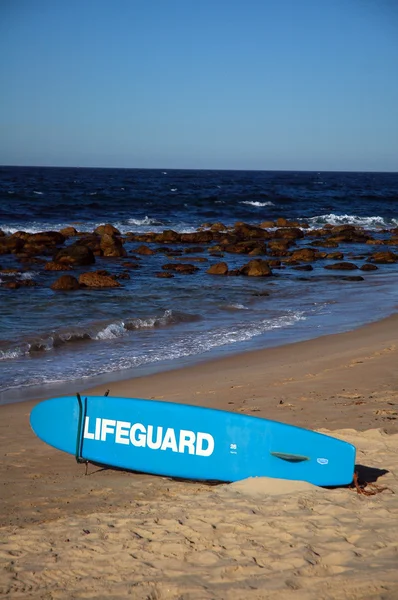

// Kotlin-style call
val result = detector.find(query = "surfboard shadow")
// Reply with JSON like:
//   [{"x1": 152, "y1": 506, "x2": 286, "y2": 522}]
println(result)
[
  {"x1": 354, "y1": 464, "x2": 389, "y2": 484},
  {"x1": 323, "y1": 464, "x2": 389, "y2": 491},
  {"x1": 81, "y1": 460, "x2": 225, "y2": 486}
]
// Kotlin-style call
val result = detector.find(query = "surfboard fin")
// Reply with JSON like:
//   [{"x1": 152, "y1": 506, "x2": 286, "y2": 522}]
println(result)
[{"x1": 270, "y1": 452, "x2": 310, "y2": 463}]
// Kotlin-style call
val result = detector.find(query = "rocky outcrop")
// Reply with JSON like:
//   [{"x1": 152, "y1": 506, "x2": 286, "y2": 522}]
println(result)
[
  {"x1": 94, "y1": 224, "x2": 122, "y2": 237},
  {"x1": 54, "y1": 244, "x2": 96, "y2": 266},
  {"x1": 0, "y1": 236, "x2": 25, "y2": 254},
  {"x1": 60, "y1": 226, "x2": 79, "y2": 237},
  {"x1": 156, "y1": 272, "x2": 174, "y2": 278},
  {"x1": 240, "y1": 259, "x2": 272, "y2": 277},
  {"x1": 51, "y1": 275, "x2": 80, "y2": 291},
  {"x1": 324, "y1": 262, "x2": 358, "y2": 270},
  {"x1": 45, "y1": 261, "x2": 72, "y2": 271},
  {"x1": 207, "y1": 262, "x2": 229, "y2": 275},
  {"x1": 162, "y1": 263, "x2": 199, "y2": 274},
  {"x1": 223, "y1": 241, "x2": 267, "y2": 255},
  {"x1": 100, "y1": 233, "x2": 127, "y2": 258},
  {"x1": 274, "y1": 227, "x2": 304, "y2": 240},
  {"x1": 180, "y1": 231, "x2": 214, "y2": 244},
  {"x1": 79, "y1": 271, "x2": 121, "y2": 288},
  {"x1": 368, "y1": 251, "x2": 398, "y2": 264},
  {"x1": 289, "y1": 248, "x2": 319, "y2": 262},
  {"x1": 154, "y1": 230, "x2": 181, "y2": 243},
  {"x1": 135, "y1": 245, "x2": 155, "y2": 256},
  {"x1": 234, "y1": 224, "x2": 271, "y2": 240},
  {"x1": 26, "y1": 231, "x2": 65, "y2": 245}
]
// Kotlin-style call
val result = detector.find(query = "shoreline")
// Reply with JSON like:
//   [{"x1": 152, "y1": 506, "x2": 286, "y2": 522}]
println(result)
[
  {"x1": 1, "y1": 309, "x2": 398, "y2": 598},
  {"x1": 1, "y1": 311, "x2": 398, "y2": 433}
]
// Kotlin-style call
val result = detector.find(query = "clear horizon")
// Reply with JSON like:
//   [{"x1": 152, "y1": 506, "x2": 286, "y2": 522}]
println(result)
[
  {"x1": 1, "y1": 0, "x2": 397, "y2": 172},
  {"x1": 1, "y1": 164, "x2": 397, "y2": 175}
]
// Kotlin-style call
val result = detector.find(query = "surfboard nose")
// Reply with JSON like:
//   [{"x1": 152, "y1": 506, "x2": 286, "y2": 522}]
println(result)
[{"x1": 30, "y1": 396, "x2": 79, "y2": 454}]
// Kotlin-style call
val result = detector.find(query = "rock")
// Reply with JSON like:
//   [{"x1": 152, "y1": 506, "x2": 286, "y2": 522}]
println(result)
[
  {"x1": 60, "y1": 226, "x2": 79, "y2": 237},
  {"x1": 289, "y1": 248, "x2": 318, "y2": 262},
  {"x1": 267, "y1": 240, "x2": 291, "y2": 256},
  {"x1": 260, "y1": 221, "x2": 275, "y2": 229},
  {"x1": 162, "y1": 263, "x2": 199, "y2": 274},
  {"x1": 207, "y1": 262, "x2": 229, "y2": 275},
  {"x1": 54, "y1": 244, "x2": 96, "y2": 266},
  {"x1": 209, "y1": 222, "x2": 228, "y2": 232},
  {"x1": 0, "y1": 236, "x2": 25, "y2": 254},
  {"x1": 324, "y1": 262, "x2": 359, "y2": 270},
  {"x1": 326, "y1": 252, "x2": 344, "y2": 260},
  {"x1": 2, "y1": 281, "x2": 20, "y2": 289},
  {"x1": 180, "y1": 231, "x2": 214, "y2": 244},
  {"x1": 234, "y1": 223, "x2": 271, "y2": 240},
  {"x1": 100, "y1": 233, "x2": 127, "y2": 258},
  {"x1": 94, "y1": 224, "x2": 121, "y2": 236},
  {"x1": 341, "y1": 276, "x2": 364, "y2": 281},
  {"x1": 240, "y1": 259, "x2": 272, "y2": 277},
  {"x1": 360, "y1": 263, "x2": 378, "y2": 271},
  {"x1": 366, "y1": 239, "x2": 385, "y2": 246},
  {"x1": 184, "y1": 246, "x2": 206, "y2": 254},
  {"x1": 19, "y1": 243, "x2": 53, "y2": 257},
  {"x1": 51, "y1": 275, "x2": 80, "y2": 291},
  {"x1": 44, "y1": 261, "x2": 72, "y2": 271},
  {"x1": 224, "y1": 241, "x2": 267, "y2": 255},
  {"x1": 309, "y1": 240, "x2": 339, "y2": 248},
  {"x1": 135, "y1": 245, "x2": 155, "y2": 255},
  {"x1": 274, "y1": 227, "x2": 304, "y2": 240},
  {"x1": 79, "y1": 272, "x2": 121, "y2": 288},
  {"x1": 73, "y1": 234, "x2": 101, "y2": 254},
  {"x1": 328, "y1": 225, "x2": 371, "y2": 243},
  {"x1": 275, "y1": 218, "x2": 303, "y2": 228},
  {"x1": 154, "y1": 230, "x2": 181, "y2": 243},
  {"x1": 368, "y1": 251, "x2": 398, "y2": 264},
  {"x1": 26, "y1": 231, "x2": 65, "y2": 245},
  {"x1": 156, "y1": 272, "x2": 174, "y2": 278},
  {"x1": 293, "y1": 264, "x2": 313, "y2": 271}
]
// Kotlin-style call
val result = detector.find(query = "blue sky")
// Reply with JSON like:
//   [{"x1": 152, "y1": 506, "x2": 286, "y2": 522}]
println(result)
[{"x1": 0, "y1": 0, "x2": 397, "y2": 171}]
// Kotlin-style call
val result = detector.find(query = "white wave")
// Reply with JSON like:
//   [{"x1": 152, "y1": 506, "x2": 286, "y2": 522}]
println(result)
[
  {"x1": 126, "y1": 216, "x2": 163, "y2": 226},
  {"x1": 222, "y1": 303, "x2": 249, "y2": 310},
  {"x1": 241, "y1": 200, "x2": 274, "y2": 207},
  {"x1": 170, "y1": 188, "x2": 178, "y2": 192},
  {"x1": 0, "y1": 311, "x2": 305, "y2": 392},
  {"x1": 19, "y1": 271, "x2": 37, "y2": 280},
  {"x1": 112, "y1": 311, "x2": 306, "y2": 372},
  {"x1": 0, "y1": 349, "x2": 24, "y2": 360},
  {"x1": 33, "y1": 190, "x2": 43, "y2": 195},
  {"x1": 0, "y1": 345, "x2": 29, "y2": 360},
  {"x1": 308, "y1": 213, "x2": 394, "y2": 229},
  {"x1": 95, "y1": 321, "x2": 126, "y2": 340}
]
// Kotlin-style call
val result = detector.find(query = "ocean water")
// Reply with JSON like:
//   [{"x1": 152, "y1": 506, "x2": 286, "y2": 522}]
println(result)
[{"x1": 1, "y1": 166, "x2": 398, "y2": 404}]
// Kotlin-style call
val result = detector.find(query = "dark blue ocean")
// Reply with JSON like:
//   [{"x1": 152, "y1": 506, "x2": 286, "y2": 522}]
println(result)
[{"x1": 1, "y1": 166, "x2": 398, "y2": 403}]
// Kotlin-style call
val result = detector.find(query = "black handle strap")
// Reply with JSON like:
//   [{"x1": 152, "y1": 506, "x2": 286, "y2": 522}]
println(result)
[{"x1": 75, "y1": 393, "x2": 87, "y2": 464}]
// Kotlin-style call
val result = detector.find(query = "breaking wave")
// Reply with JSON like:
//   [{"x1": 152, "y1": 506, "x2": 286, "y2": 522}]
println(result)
[
  {"x1": 307, "y1": 214, "x2": 398, "y2": 230},
  {"x1": 241, "y1": 200, "x2": 275, "y2": 207},
  {"x1": 0, "y1": 310, "x2": 200, "y2": 361}
]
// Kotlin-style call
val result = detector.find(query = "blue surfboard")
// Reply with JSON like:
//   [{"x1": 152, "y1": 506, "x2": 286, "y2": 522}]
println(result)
[{"x1": 30, "y1": 395, "x2": 356, "y2": 486}]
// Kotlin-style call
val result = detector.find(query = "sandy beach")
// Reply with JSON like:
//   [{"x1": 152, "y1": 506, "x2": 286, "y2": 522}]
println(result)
[{"x1": 1, "y1": 315, "x2": 398, "y2": 599}]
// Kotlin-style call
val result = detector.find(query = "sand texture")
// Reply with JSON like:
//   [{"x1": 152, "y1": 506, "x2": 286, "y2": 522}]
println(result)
[
  {"x1": 1, "y1": 430, "x2": 397, "y2": 599},
  {"x1": 1, "y1": 317, "x2": 398, "y2": 598}
]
